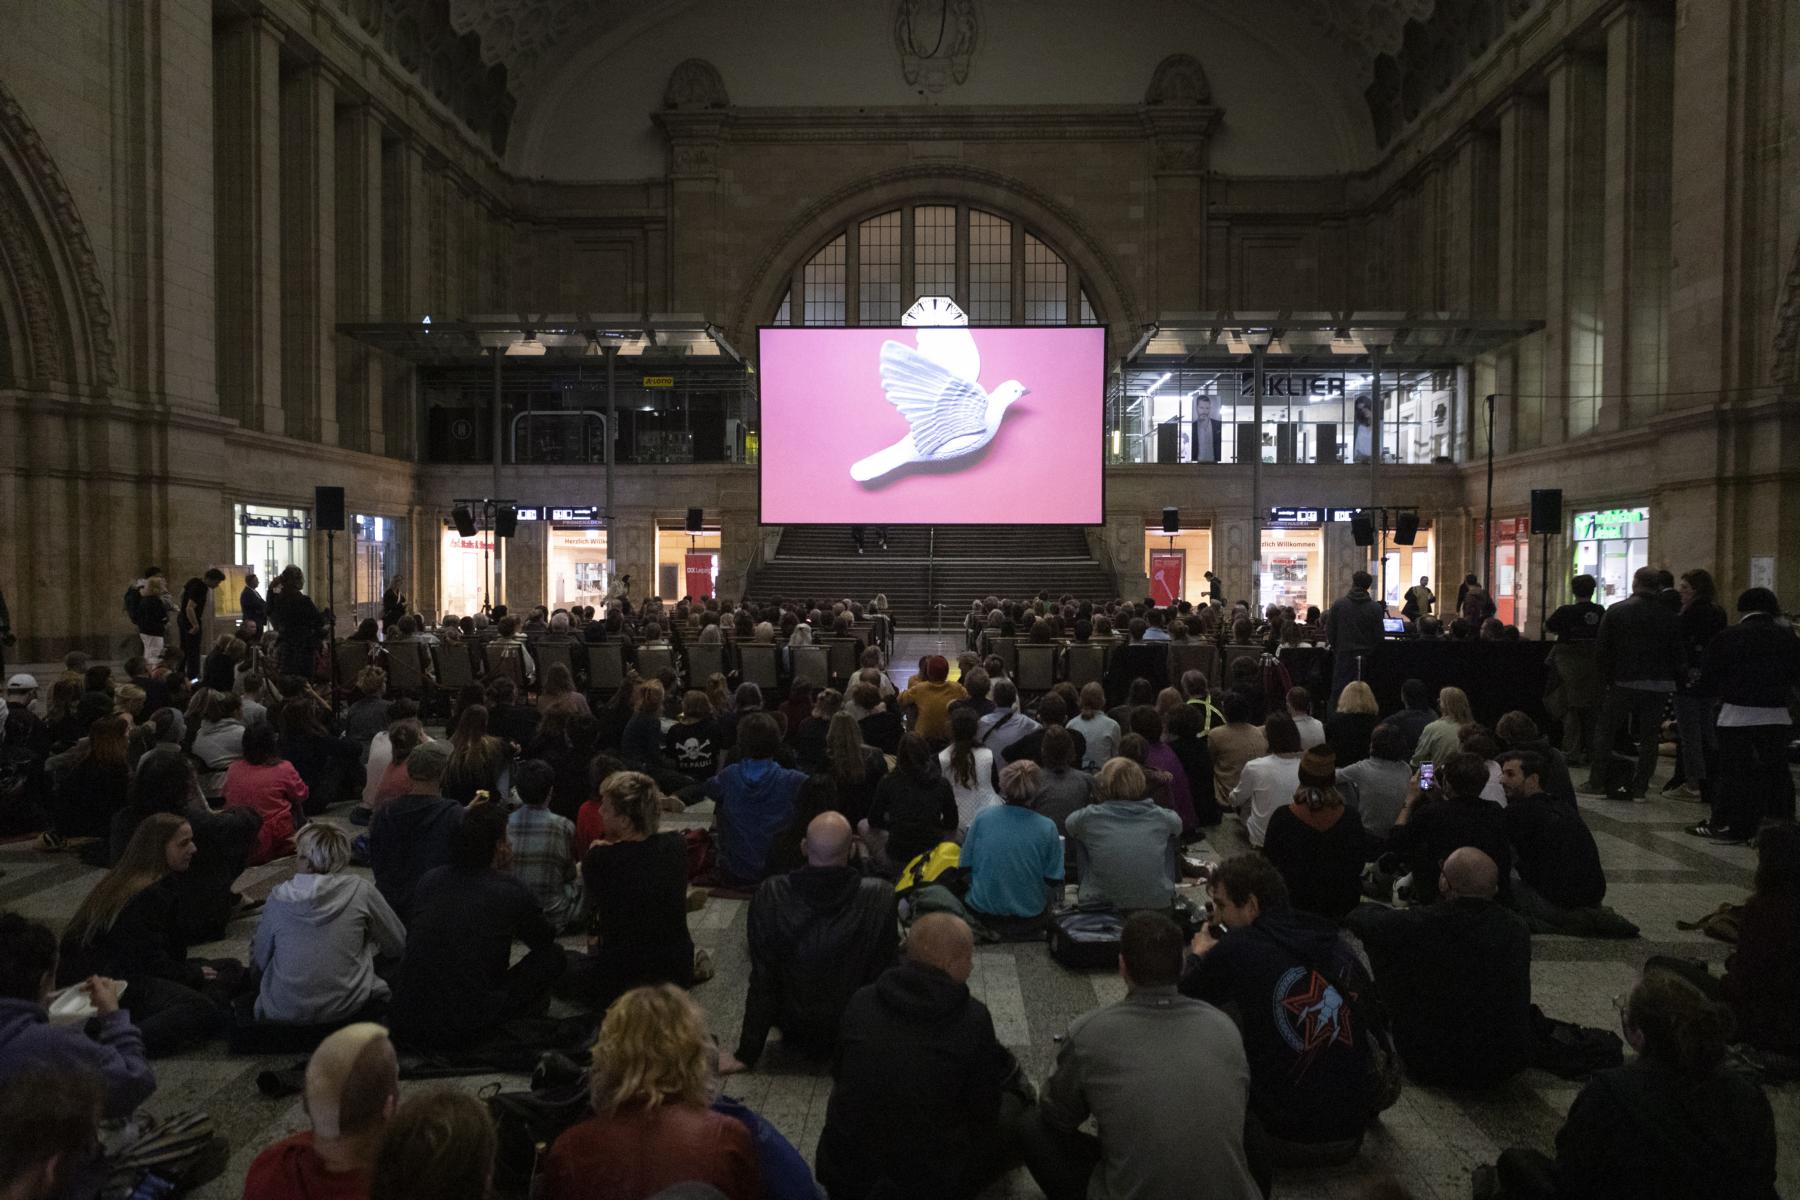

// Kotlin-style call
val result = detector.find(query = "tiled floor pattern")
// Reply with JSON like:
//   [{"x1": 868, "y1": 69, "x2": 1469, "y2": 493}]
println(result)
[{"x1": 2, "y1": 747, "x2": 1794, "y2": 1198}]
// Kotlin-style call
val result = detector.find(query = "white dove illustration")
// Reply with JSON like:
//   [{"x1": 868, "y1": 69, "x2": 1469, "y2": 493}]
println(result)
[{"x1": 849, "y1": 326, "x2": 1029, "y2": 483}]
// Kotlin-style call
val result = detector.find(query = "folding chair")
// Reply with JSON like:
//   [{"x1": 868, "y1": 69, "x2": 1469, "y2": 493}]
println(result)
[
  {"x1": 738, "y1": 644, "x2": 781, "y2": 691},
  {"x1": 1065, "y1": 643, "x2": 1105, "y2": 689},
  {"x1": 1015, "y1": 644, "x2": 1059, "y2": 694},
  {"x1": 586, "y1": 642, "x2": 626, "y2": 697},
  {"x1": 687, "y1": 642, "x2": 725, "y2": 683},
  {"x1": 791, "y1": 645, "x2": 829, "y2": 689}
]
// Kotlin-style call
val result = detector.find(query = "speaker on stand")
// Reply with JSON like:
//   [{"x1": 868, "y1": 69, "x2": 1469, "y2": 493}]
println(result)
[
  {"x1": 1530, "y1": 489, "x2": 1563, "y2": 637},
  {"x1": 315, "y1": 486, "x2": 346, "y2": 730}
]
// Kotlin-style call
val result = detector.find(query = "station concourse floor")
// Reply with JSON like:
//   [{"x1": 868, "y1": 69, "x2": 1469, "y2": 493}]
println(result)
[{"x1": 2, "y1": 652, "x2": 1794, "y2": 1197}]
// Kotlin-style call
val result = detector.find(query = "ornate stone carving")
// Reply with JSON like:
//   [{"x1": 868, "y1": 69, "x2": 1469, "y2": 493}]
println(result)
[
  {"x1": 0, "y1": 81, "x2": 116, "y2": 391},
  {"x1": 663, "y1": 58, "x2": 729, "y2": 110},
  {"x1": 1776, "y1": 237, "x2": 1800, "y2": 390},
  {"x1": 1144, "y1": 53, "x2": 1211, "y2": 106},
  {"x1": 893, "y1": 0, "x2": 978, "y2": 93},
  {"x1": 384, "y1": 0, "x2": 516, "y2": 155}
]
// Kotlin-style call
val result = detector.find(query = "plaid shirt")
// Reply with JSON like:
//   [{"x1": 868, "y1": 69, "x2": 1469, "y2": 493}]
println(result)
[{"x1": 507, "y1": 805, "x2": 581, "y2": 928}]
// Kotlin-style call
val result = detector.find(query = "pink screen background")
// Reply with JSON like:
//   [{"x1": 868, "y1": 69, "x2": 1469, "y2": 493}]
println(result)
[{"x1": 758, "y1": 326, "x2": 1104, "y2": 524}]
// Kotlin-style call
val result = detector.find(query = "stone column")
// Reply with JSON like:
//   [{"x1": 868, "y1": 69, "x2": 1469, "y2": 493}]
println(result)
[
  {"x1": 1544, "y1": 51, "x2": 1607, "y2": 441},
  {"x1": 279, "y1": 64, "x2": 337, "y2": 445},
  {"x1": 1600, "y1": 1, "x2": 1675, "y2": 429},
  {"x1": 335, "y1": 104, "x2": 383, "y2": 455},
  {"x1": 381, "y1": 139, "x2": 430, "y2": 458},
  {"x1": 213, "y1": 14, "x2": 283, "y2": 432},
  {"x1": 659, "y1": 110, "x2": 726, "y2": 317},
  {"x1": 1494, "y1": 94, "x2": 1549, "y2": 452},
  {"x1": 1140, "y1": 106, "x2": 1218, "y2": 317}
]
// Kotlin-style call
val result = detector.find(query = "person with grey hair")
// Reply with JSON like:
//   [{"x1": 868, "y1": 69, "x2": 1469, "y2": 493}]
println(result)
[
  {"x1": 250, "y1": 823, "x2": 406, "y2": 1027},
  {"x1": 368, "y1": 739, "x2": 464, "y2": 921}
]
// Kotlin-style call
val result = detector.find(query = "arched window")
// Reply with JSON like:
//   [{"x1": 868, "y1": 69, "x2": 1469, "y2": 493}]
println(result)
[{"x1": 769, "y1": 204, "x2": 1101, "y2": 326}]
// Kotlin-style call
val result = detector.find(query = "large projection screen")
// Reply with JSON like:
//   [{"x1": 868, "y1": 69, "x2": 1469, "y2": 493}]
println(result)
[{"x1": 757, "y1": 325, "x2": 1105, "y2": 525}]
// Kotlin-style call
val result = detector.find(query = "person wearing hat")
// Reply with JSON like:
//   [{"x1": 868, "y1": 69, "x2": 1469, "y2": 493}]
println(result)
[
  {"x1": 242, "y1": 1022, "x2": 400, "y2": 1199},
  {"x1": 896, "y1": 655, "x2": 967, "y2": 746},
  {"x1": 367, "y1": 738, "x2": 464, "y2": 922},
  {"x1": 4, "y1": 674, "x2": 48, "y2": 762},
  {"x1": 1259, "y1": 746, "x2": 1369, "y2": 921}
]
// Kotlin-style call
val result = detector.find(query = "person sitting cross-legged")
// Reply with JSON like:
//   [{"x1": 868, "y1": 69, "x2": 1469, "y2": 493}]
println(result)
[
  {"x1": 1179, "y1": 856, "x2": 1387, "y2": 1172},
  {"x1": 1066, "y1": 757, "x2": 1182, "y2": 913},
  {"x1": 1346, "y1": 847, "x2": 1532, "y2": 1089},
  {"x1": 368, "y1": 739, "x2": 463, "y2": 923},
  {"x1": 386, "y1": 801, "x2": 566, "y2": 1052},
  {"x1": 1261, "y1": 747, "x2": 1370, "y2": 921},
  {"x1": 720, "y1": 811, "x2": 898, "y2": 1074},
  {"x1": 703, "y1": 712, "x2": 808, "y2": 887},
  {"x1": 1016, "y1": 910, "x2": 1263, "y2": 1200},
  {"x1": 242, "y1": 1023, "x2": 400, "y2": 1200},
  {"x1": 506, "y1": 758, "x2": 583, "y2": 933},
  {"x1": 1497, "y1": 750, "x2": 1622, "y2": 936},
  {"x1": 1386, "y1": 750, "x2": 1513, "y2": 905},
  {"x1": 961, "y1": 760, "x2": 1065, "y2": 935}
]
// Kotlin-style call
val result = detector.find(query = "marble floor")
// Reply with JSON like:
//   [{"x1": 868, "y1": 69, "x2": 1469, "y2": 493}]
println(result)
[{"x1": 2, "y1": 750, "x2": 1795, "y2": 1199}]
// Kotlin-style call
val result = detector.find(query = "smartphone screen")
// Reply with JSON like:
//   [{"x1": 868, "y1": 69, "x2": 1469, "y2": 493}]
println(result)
[{"x1": 1419, "y1": 763, "x2": 1436, "y2": 790}]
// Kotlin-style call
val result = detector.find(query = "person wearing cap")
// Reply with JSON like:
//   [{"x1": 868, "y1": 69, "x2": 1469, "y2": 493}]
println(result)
[
  {"x1": 367, "y1": 739, "x2": 464, "y2": 922},
  {"x1": 1260, "y1": 746, "x2": 1369, "y2": 921},
  {"x1": 896, "y1": 655, "x2": 967, "y2": 745},
  {"x1": 242, "y1": 1022, "x2": 400, "y2": 1199},
  {"x1": 4, "y1": 674, "x2": 50, "y2": 791}
]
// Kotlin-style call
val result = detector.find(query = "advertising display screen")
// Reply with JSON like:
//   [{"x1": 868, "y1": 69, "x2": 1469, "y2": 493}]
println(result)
[{"x1": 757, "y1": 325, "x2": 1105, "y2": 524}]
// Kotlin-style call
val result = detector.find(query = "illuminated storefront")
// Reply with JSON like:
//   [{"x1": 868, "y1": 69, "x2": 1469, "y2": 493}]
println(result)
[
  {"x1": 1572, "y1": 506, "x2": 1649, "y2": 604},
  {"x1": 1142, "y1": 524, "x2": 1214, "y2": 607},
  {"x1": 440, "y1": 528, "x2": 500, "y2": 618},
  {"x1": 235, "y1": 504, "x2": 310, "y2": 582},
  {"x1": 548, "y1": 525, "x2": 610, "y2": 610},
  {"x1": 656, "y1": 522, "x2": 721, "y2": 600}
]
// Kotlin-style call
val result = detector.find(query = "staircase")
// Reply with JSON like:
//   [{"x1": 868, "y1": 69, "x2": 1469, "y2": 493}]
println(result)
[{"x1": 746, "y1": 526, "x2": 1118, "y2": 629}]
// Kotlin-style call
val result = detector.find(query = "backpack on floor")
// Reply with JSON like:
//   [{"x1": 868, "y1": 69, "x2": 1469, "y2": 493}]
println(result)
[
  {"x1": 1529, "y1": 1005, "x2": 1624, "y2": 1080},
  {"x1": 1047, "y1": 907, "x2": 1124, "y2": 969}
]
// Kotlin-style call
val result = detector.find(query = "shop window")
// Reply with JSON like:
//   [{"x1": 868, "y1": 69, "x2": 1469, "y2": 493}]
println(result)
[
  {"x1": 1571, "y1": 507, "x2": 1649, "y2": 605},
  {"x1": 235, "y1": 503, "x2": 309, "y2": 584},
  {"x1": 1260, "y1": 525, "x2": 1325, "y2": 614},
  {"x1": 1142, "y1": 526, "x2": 1214, "y2": 608},
  {"x1": 656, "y1": 524, "x2": 722, "y2": 601},
  {"x1": 547, "y1": 526, "x2": 609, "y2": 610},
  {"x1": 440, "y1": 527, "x2": 501, "y2": 619}
]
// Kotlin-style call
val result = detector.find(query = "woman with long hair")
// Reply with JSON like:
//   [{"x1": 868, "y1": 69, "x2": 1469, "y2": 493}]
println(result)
[
  {"x1": 545, "y1": 985, "x2": 760, "y2": 1200},
  {"x1": 862, "y1": 732, "x2": 958, "y2": 874},
  {"x1": 278, "y1": 696, "x2": 365, "y2": 814},
  {"x1": 111, "y1": 744, "x2": 261, "y2": 942},
  {"x1": 1410, "y1": 685, "x2": 1474, "y2": 768},
  {"x1": 58, "y1": 813, "x2": 243, "y2": 1054},
  {"x1": 938, "y1": 706, "x2": 1002, "y2": 835},
  {"x1": 442, "y1": 703, "x2": 509, "y2": 804},
  {"x1": 44, "y1": 713, "x2": 133, "y2": 851},
  {"x1": 223, "y1": 720, "x2": 307, "y2": 864},
  {"x1": 1231, "y1": 711, "x2": 1307, "y2": 848},
  {"x1": 538, "y1": 661, "x2": 591, "y2": 719},
  {"x1": 1326, "y1": 680, "x2": 1381, "y2": 767},
  {"x1": 1128, "y1": 707, "x2": 1198, "y2": 836},
  {"x1": 824, "y1": 710, "x2": 887, "y2": 827}
]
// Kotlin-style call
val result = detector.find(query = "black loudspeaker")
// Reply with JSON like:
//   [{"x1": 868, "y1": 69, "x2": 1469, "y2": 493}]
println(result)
[
  {"x1": 450, "y1": 506, "x2": 478, "y2": 537},
  {"x1": 494, "y1": 505, "x2": 518, "y2": 538},
  {"x1": 1394, "y1": 511, "x2": 1420, "y2": 545},
  {"x1": 314, "y1": 486, "x2": 345, "y2": 532},
  {"x1": 1351, "y1": 513, "x2": 1375, "y2": 546},
  {"x1": 686, "y1": 507, "x2": 704, "y2": 533},
  {"x1": 1161, "y1": 507, "x2": 1180, "y2": 534},
  {"x1": 1530, "y1": 488, "x2": 1564, "y2": 535}
]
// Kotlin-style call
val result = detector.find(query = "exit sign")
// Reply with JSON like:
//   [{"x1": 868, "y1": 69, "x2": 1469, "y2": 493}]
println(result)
[{"x1": 642, "y1": 375, "x2": 674, "y2": 388}]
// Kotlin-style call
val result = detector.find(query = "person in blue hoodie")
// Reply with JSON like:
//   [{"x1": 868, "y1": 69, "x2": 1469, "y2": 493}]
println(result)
[{"x1": 703, "y1": 713, "x2": 807, "y2": 886}]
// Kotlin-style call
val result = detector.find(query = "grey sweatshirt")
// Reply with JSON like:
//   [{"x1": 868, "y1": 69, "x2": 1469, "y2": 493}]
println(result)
[{"x1": 250, "y1": 872, "x2": 406, "y2": 1024}]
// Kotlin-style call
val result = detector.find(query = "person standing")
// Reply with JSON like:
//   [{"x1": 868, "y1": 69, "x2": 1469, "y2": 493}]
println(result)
[
  {"x1": 380, "y1": 577, "x2": 406, "y2": 631},
  {"x1": 1545, "y1": 574, "x2": 1607, "y2": 767},
  {"x1": 179, "y1": 569, "x2": 226, "y2": 682},
  {"x1": 269, "y1": 567, "x2": 327, "y2": 681},
  {"x1": 1324, "y1": 570, "x2": 1385, "y2": 704},
  {"x1": 239, "y1": 573, "x2": 268, "y2": 633},
  {"x1": 1687, "y1": 587, "x2": 1800, "y2": 842},
  {"x1": 1584, "y1": 566, "x2": 1685, "y2": 800},
  {"x1": 1402, "y1": 575, "x2": 1435, "y2": 622},
  {"x1": 0, "y1": 582, "x2": 11, "y2": 681},
  {"x1": 1665, "y1": 569, "x2": 1727, "y2": 801}
]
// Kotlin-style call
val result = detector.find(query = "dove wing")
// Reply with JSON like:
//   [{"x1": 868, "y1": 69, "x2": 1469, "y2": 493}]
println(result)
[
  {"x1": 914, "y1": 325, "x2": 981, "y2": 383},
  {"x1": 878, "y1": 341, "x2": 990, "y2": 457}
]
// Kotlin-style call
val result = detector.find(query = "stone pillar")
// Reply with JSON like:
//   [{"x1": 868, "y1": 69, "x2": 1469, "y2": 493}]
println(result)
[
  {"x1": 1600, "y1": 1, "x2": 1674, "y2": 429},
  {"x1": 1666, "y1": 0, "x2": 1739, "y2": 406},
  {"x1": 381, "y1": 139, "x2": 430, "y2": 458},
  {"x1": 279, "y1": 65, "x2": 337, "y2": 445},
  {"x1": 1544, "y1": 51, "x2": 1607, "y2": 441},
  {"x1": 213, "y1": 15, "x2": 283, "y2": 432},
  {"x1": 1494, "y1": 94, "x2": 1548, "y2": 452},
  {"x1": 660, "y1": 110, "x2": 726, "y2": 317},
  {"x1": 1141, "y1": 106, "x2": 1218, "y2": 317},
  {"x1": 335, "y1": 104, "x2": 383, "y2": 455}
]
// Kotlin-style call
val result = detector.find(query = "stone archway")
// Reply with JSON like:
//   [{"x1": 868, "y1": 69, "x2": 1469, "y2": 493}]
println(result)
[
  {"x1": 0, "y1": 81, "x2": 117, "y2": 394},
  {"x1": 729, "y1": 162, "x2": 1143, "y2": 353},
  {"x1": 1777, "y1": 236, "x2": 1800, "y2": 394}
]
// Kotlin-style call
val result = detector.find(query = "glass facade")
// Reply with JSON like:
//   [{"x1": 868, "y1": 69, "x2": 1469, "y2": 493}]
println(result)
[
  {"x1": 234, "y1": 503, "x2": 309, "y2": 582},
  {"x1": 547, "y1": 526, "x2": 609, "y2": 610},
  {"x1": 1111, "y1": 367, "x2": 1459, "y2": 466},
  {"x1": 352, "y1": 515, "x2": 407, "y2": 626},
  {"x1": 1572, "y1": 506, "x2": 1649, "y2": 605},
  {"x1": 656, "y1": 524, "x2": 721, "y2": 601}
]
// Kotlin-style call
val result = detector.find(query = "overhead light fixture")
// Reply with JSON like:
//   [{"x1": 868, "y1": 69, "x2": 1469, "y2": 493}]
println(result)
[
  {"x1": 1141, "y1": 371, "x2": 1172, "y2": 398},
  {"x1": 505, "y1": 332, "x2": 547, "y2": 356},
  {"x1": 1330, "y1": 335, "x2": 1366, "y2": 355},
  {"x1": 1224, "y1": 332, "x2": 1251, "y2": 355},
  {"x1": 618, "y1": 334, "x2": 650, "y2": 357}
]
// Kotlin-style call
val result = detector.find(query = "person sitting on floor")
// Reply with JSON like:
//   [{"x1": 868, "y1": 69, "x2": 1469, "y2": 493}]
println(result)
[
  {"x1": 1206, "y1": 690, "x2": 1268, "y2": 816},
  {"x1": 251, "y1": 823, "x2": 406, "y2": 1028},
  {"x1": 703, "y1": 713, "x2": 808, "y2": 887},
  {"x1": 545, "y1": 986, "x2": 762, "y2": 1200},
  {"x1": 940, "y1": 706, "x2": 1003, "y2": 835},
  {"x1": 1179, "y1": 856, "x2": 1385, "y2": 1170},
  {"x1": 1261, "y1": 746, "x2": 1369, "y2": 921},
  {"x1": 961, "y1": 761, "x2": 1065, "y2": 933},
  {"x1": 1065, "y1": 682, "x2": 1119, "y2": 769},
  {"x1": 1066, "y1": 758, "x2": 1182, "y2": 913},
  {"x1": 1286, "y1": 687, "x2": 1326, "y2": 750},
  {"x1": 1387, "y1": 751, "x2": 1514, "y2": 904},
  {"x1": 1232, "y1": 711, "x2": 1306, "y2": 848},
  {"x1": 1410, "y1": 686, "x2": 1474, "y2": 768},
  {"x1": 506, "y1": 758, "x2": 583, "y2": 933},
  {"x1": 1720, "y1": 819, "x2": 1800, "y2": 1055},
  {"x1": 385, "y1": 802, "x2": 566, "y2": 1052},
  {"x1": 723, "y1": 812, "x2": 898, "y2": 1072},
  {"x1": 1000, "y1": 692, "x2": 1087, "y2": 768},
  {"x1": 370, "y1": 1089, "x2": 496, "y2": 1200},
  {"x1": 814, "y1": 914, "x2": 1020, "y2": 1200},
  {"x1": 560, "y1": 771, "x2": 695, "y2": 1013},
  {"x1": 222, "y1": 719, "x2": 308, "y2": 866},
  {"x1": 1346, "y1": 847, "x2": 1532, "y2": 1089},
  {"x1": 1019, "y1": 910, "x2": 1263, "y2": 1200},
  {"x1": 861, "y1": 732, "x2": 959, "y2": 876},
  {"x1": 242, "y1": 1022, "x2": 400, "y2": 1200},
  {"x1": 975, "y1": 679, "x2": 1040, "y2": 762},
  {"x1": 1336, "y1": 721, "x2": 1413, "y2": 839},
  {"x1": 368, "y1": 740, "x2": 463, "y2": 923},
  {"x1": 1497, "y1": 750, "x2": 1616, "y2": 933},
  {"x1": 1495, "y1": 711, "x2": 1577, "y2": 807},
  {"x1": 57, "y1": 813, "x2": 246, "y2": 1056},
  {"x1": 1491, "y1": 970, "x2": 1777, "y2": 1200}
]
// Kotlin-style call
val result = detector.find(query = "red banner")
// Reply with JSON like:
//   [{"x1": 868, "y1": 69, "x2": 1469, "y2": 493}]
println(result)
[
  {"x1": 1149, "y1": 550, "x2": 1185, "y2": 608},
  {"x1": 684, "y1": 552, "x2": 716, "y2": 599}
]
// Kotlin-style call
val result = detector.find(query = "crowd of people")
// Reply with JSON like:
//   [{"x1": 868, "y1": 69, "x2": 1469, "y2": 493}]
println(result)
[{"x1": 0, "y1": 560, "x2": 1794, "y2": 1200}]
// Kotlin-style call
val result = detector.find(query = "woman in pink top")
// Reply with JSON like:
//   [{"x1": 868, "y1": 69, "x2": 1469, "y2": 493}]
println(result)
[{"x1": 223, "y1": 721, "x2": 308, "y2": 864}]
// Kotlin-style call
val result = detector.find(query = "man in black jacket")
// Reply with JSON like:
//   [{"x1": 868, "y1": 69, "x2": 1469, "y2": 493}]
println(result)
[
  {"x1": 1584, "y1": 567, "x2": 1685, "y2": 799},
  {"x1": 1690, "y1": 587, "x2": 1800, "y2": 841},
  {"x1": 1499, "y1": 750, "x2": 1605, "y2": 911},
  {"x1": 723, "y1": 812, "x2": 898, "y2": 1072},
  {"x1": 1346, "y1": 847, "x2": 1532, "y2": 1089},
  {"x1": 1386, "y1": 678, "x2": 1436, "y2": 758},
  {"x1": 1387, "y1": 751, "x2": 1512, "y2": 904},
  {"x1": 814, "y1": 913, "x2": 1018, "y2": 1200},
  {"x1": 1325, "y1": 571, "x2": 1385, "y2": 706}
]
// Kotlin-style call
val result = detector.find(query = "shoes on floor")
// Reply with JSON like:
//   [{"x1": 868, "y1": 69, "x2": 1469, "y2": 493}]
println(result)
[
  {"x1": 686, "y1": 885, "x2": 709, "y2": 913},
  {"x1": 37, "y1": 830, "x2": 65, "y2": 852},
  {"x1": 1686, "y1": 821, "x2": 1749, "y2": 844},
  {"x1": 692, "y1": 946, "x2": 716, "y2": 984}
]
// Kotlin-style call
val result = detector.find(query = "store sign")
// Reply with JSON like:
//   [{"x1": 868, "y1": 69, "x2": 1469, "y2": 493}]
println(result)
[
  {"x1": 1149, "y1": 551, "x2": 1185, "y2": 608},
  {"x1": 1268, "y1": 506, "x2": 1323, "y2": 525},
  {"x1": 242, "y1": 514, "x2": 307, "y2": 530},
  {"x1": 549, "y1": 506, "x2": 599, "y2": 522},
  {"x1": 642, "y1": 376, "x2": 675, "y2": 389},
  {"x1": 1572, "y1": 507, "x2": 1648, "y2": 540},
  {"x1": 1327, "y1": 508, "x2": 1362, "y2": 523},
  {"x1": 1237, "y1": 374, "x2": 1348, "y2": 398},
  {"x1": 684, "y1": 552, "x2": 715, "y2": 599},
  {"x1": 513, "y1": 507, "x2": 543, "y2": 522}
]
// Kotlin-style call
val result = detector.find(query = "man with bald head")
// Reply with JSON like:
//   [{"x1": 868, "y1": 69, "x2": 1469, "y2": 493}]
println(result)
[
  {"x1": 243, "y1": 1022, "x2": 400, "y2": 1198},
  {"x1": 723, "y1": 810, "x2": 898, "y2": 1073},
  {"x1": 1347, "y1": 846, "x2": 1533, "y2": 1088},
  {"x1": 816, "y1": 913, "x2": 1020, "y2": 1200}
]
